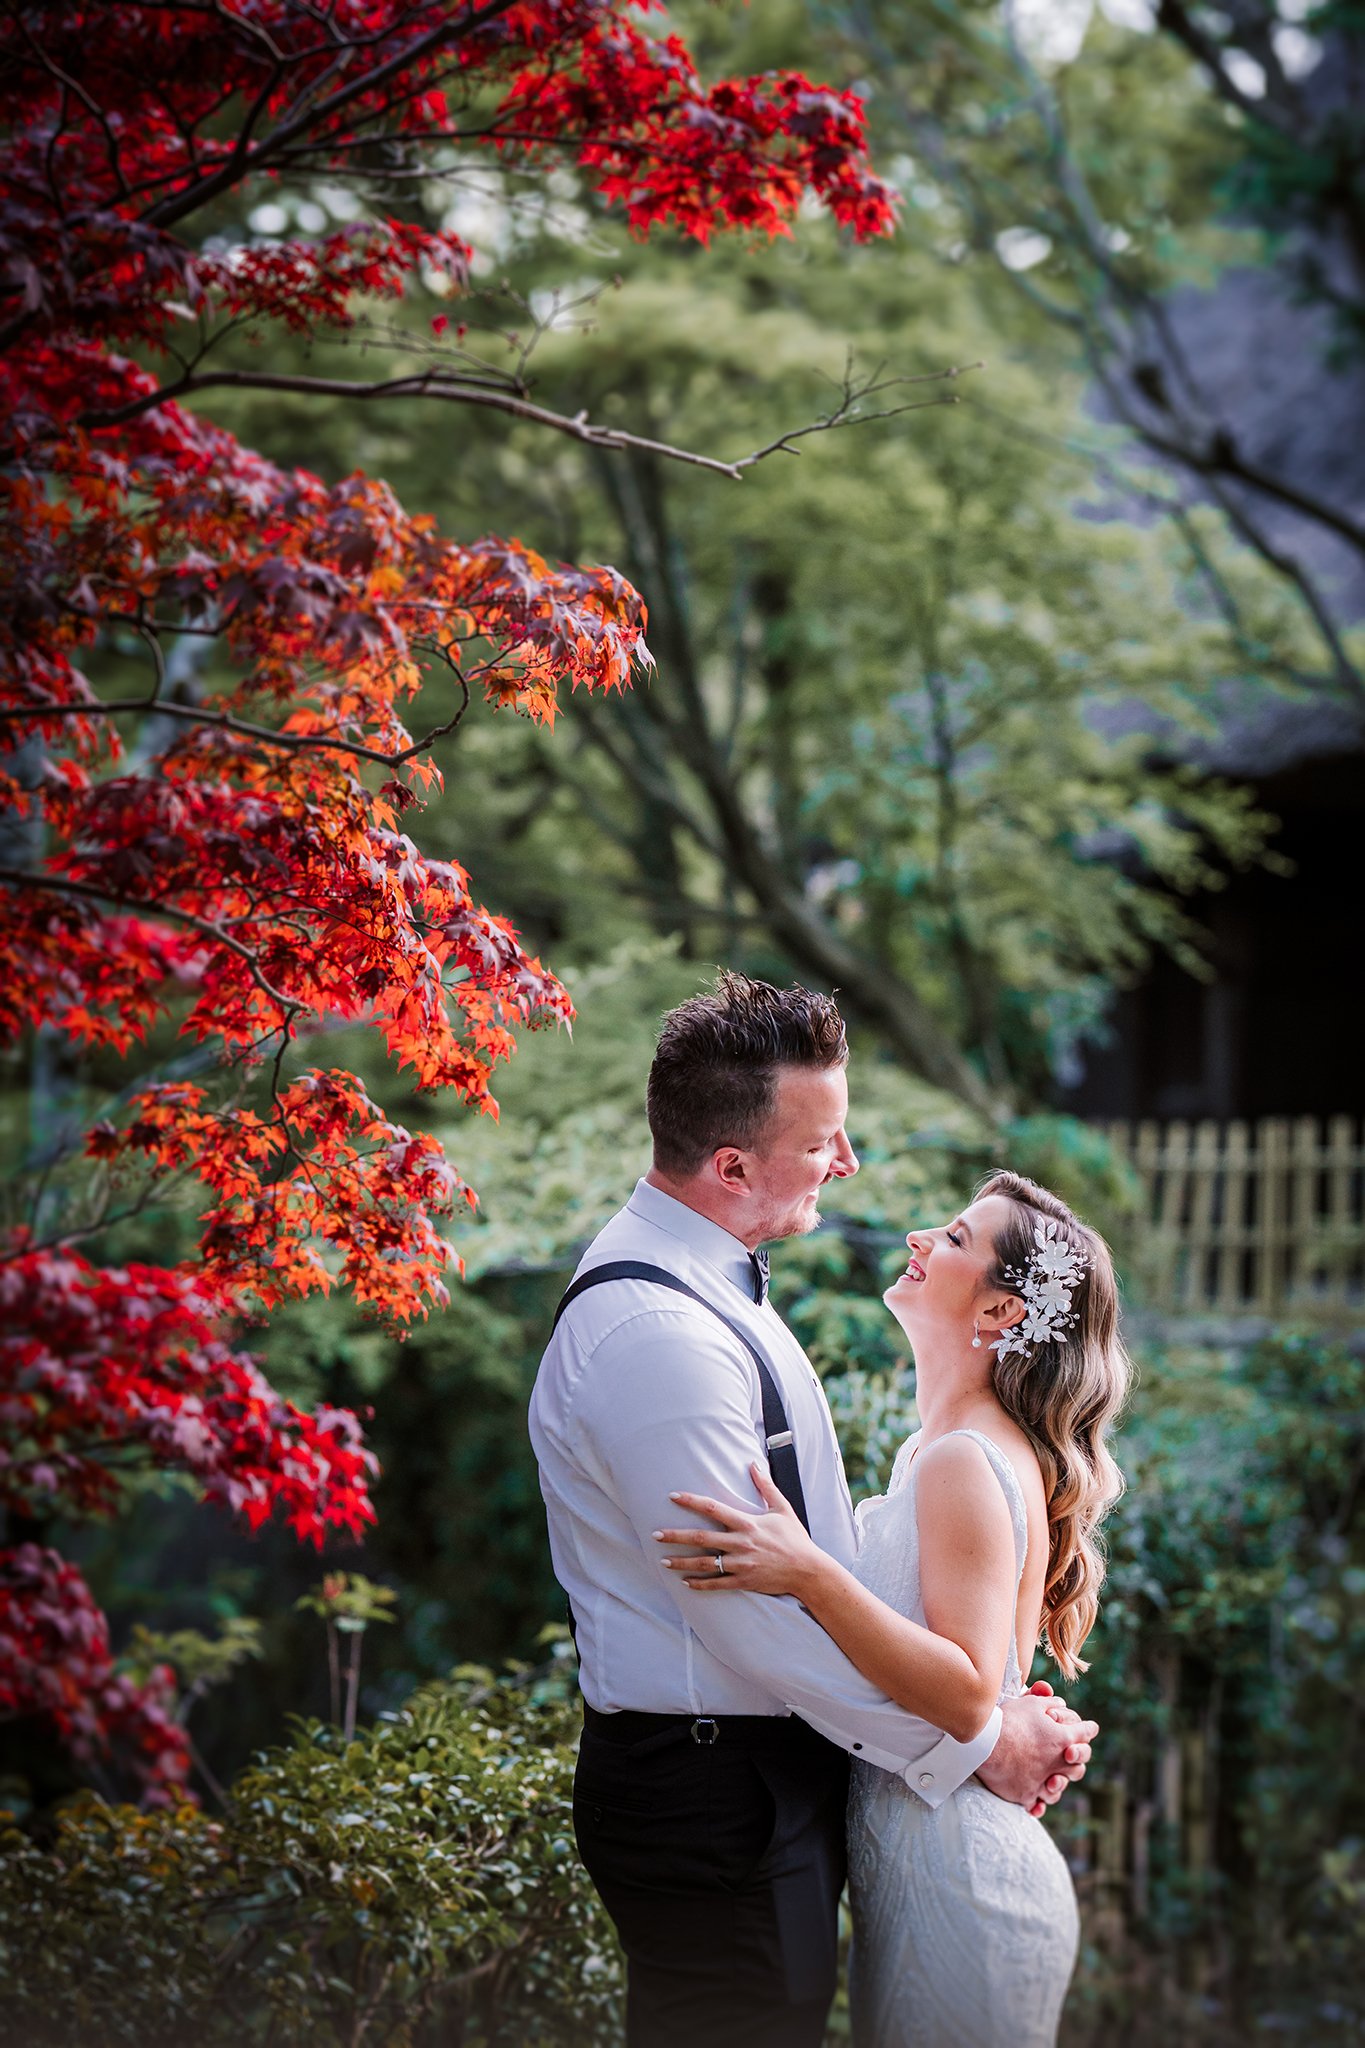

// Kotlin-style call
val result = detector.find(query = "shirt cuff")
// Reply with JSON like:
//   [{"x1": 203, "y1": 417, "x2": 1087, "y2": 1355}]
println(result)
[{"x1": 898, "y1": 1705, "x2": 1002, "y2": 1809}]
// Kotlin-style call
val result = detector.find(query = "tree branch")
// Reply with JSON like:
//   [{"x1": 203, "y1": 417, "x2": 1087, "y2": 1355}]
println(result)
[
  {"x1": 0, "y1": 865, "x2": 303, "y2": 1018},
  {"x1": 75, "y1": 360, "x2": 984, "y2": 482},
  {"x1": 1195, "y1": 468, "x2": 1365, "y2": 711},
  {"x1": 576, "y1": 445, "x2": 1005, "y2": 1117},
  {"x1": 0, "y1": 674, "x2": 473, "y2": 769},
  {"x1": 142, "y1": 0, "x2": 524, "y2": 230},
  {"x1": 1121, "y1": 403, "x2": 1365, "y2": 565},
  {"x1": 1154, "y1": 0, "x2": 1297, "y2": 133}
]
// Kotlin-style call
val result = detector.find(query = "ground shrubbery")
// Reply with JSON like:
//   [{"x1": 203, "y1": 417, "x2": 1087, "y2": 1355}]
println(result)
[
  {"x1": 1059, "y1": 1330, "x2": 1365, "y2": 2043},
  {"x1": 0, "y1": 1667, "x2": 622, "y2": 2048},
  {"x1": 4, "y1": 1332, "x2": 1361, "y2": 2046}
]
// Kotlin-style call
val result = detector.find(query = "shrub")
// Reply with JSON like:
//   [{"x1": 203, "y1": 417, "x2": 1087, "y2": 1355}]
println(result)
[{"x1": 0, "y1": 1668, "x2": 621, "y2": 2047}]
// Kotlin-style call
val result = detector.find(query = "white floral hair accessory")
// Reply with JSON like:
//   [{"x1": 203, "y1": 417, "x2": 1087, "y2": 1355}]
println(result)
[{"x1": 992, "y1": 1218, "x2": 1089, "y2": 1360}]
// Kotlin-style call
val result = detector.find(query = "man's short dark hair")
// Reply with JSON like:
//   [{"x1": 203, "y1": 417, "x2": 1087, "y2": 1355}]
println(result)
[{"x1": 646, "y1": 972, "x2": 848, "y2": 1177}]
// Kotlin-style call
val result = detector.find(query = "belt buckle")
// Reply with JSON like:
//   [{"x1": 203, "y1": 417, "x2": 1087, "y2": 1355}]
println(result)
[{"x1": 690, "y1": 1716, "x2": 719, "y2": 1746}]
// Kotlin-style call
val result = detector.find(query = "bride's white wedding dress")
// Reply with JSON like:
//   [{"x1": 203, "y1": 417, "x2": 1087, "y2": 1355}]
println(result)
[{"x1": 847, "y1": 1428, "x2": 1079, "y2": 2047}]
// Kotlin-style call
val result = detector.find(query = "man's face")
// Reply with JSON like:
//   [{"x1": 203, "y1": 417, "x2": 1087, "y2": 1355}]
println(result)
[{"x1": 746, "y1": 1064, "x2": 859, "y2": 1243}]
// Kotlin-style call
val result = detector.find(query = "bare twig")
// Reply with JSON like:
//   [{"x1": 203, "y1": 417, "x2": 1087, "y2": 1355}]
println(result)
[
  {"x1": 733, "y1": 359, "x2": 984, "y2": 466},
  {"x1": 76, "y1": 358, "x2": 985, "y2": 481}
]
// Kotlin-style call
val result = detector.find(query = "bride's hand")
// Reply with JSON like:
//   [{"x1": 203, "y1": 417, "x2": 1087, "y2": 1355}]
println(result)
[{"x1": 653, "y1": 1462, "x2": 824, "y2": 1597}]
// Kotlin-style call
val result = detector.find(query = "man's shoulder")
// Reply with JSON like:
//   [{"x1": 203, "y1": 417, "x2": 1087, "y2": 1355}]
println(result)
[
  {"x1": 571, "y1": 1199, "x2": 650, "y2": 1272},
  {"x1": 557, "y1": 1267, "x2": 720, "y2": 1349},
  {"x1": 570, "y1": 1197, "x2": 697, "y2": 1287},
  {"x1": 537, "y1": 1288, "x2": 751, "y2": 1434},
  {"x1": 547, "y1": 1234, "x2": 748, "y2": 1376}
]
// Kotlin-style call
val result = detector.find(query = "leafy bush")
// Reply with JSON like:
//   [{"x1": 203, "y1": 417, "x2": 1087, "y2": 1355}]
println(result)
[
  {"x1": 1054, "y1": 1331, "x2": 1365, "y2": 2036},
  {"x1": 0, "y1": 1668, "x2": 621, "y2": 2048}
]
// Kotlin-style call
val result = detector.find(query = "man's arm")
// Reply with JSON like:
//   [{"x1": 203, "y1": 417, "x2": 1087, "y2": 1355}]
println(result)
[{"x1": 982, "y1": 1681, "x2": 1093, "y2": 1815}]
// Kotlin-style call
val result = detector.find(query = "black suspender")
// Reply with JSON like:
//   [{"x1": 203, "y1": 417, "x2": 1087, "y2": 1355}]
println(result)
[{"x1": 551, "y1": 1259, "x2": 811, "y2": 1534}]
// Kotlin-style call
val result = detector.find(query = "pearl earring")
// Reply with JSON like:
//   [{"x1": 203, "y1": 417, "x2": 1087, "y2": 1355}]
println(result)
[{"x1": 971, "y1": 1320, "x2": 983, "y2": 1350}]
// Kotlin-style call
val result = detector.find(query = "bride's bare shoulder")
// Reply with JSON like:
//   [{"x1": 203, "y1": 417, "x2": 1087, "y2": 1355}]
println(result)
[
  {"x1": 913, "y1": 1429, "x2": 1014, "y2": 1500},
  {"x1": 934, "y1": 1410, "x2": 1048, "y2": 1521},
  {"x1": 910, "y1": 1434, "x2": 1017, "y2": 1556}
]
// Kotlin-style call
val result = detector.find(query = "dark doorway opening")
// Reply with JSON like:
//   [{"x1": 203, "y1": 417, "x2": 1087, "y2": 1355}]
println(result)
[{"x1": 1058, "y1": 747, "x2": 1365, "y2": 1122}]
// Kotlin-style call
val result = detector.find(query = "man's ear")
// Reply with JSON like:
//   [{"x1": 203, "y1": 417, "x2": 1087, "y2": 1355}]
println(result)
[{"x1": 709, "y1": 1146, "x2": 752, "y2": 1197}]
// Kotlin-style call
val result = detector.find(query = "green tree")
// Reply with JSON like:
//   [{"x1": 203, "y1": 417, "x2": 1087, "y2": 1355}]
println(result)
[
  {"x1": 830, "y1": 0, "x2": 1365, "y2": 720},
  {"x1": 174, "y1": 0, "x2": 1294, "y2": 1119}
]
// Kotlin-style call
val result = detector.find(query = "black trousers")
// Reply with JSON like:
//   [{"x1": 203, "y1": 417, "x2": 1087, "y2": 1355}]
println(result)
[{"x1": 573, "y1": 1706, "x2": 850, "y2": 2048}]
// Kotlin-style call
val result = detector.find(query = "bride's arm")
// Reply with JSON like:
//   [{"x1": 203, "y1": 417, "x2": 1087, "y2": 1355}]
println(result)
[{"x1": 655, "y1": 1438, "x2": 1017, "y2": 1744}]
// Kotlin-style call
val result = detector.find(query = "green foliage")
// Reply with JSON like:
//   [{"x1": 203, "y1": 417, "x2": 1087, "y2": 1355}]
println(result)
[
  {"x1": 65, "y1": 937, "x2": 1145, "y2": 1780},
  {"x1": 441, "y1": 234, "x2": 1277, "y2": 1090},
  {"x1": 296, "y1": 1573, "x2": 400, "y2": 1635},
  {"x1": 121, "y1": 1617, "x2": 264, "y2": 1698},
  {"x1": 1053, "y1": 1330, "x2": 1365, "y2": 2026},
  {"x1": 0, "y1": 1670, "x2": 622, "y2": 2048},
  {"x1": 5, "y1": 1324, "x2": 1362, "y2": 2040},
  {"x1": 828, "y1": 0, "x2": 1365, "y2": 724},
  {"x1": 1086, "y1": 1333, "x2": 1365, "y2": 1724},
  {"x1": 1313, "y1": 1839, "x2": 1365, "y2": 2007},
  {"x1": 823, "y1": 1365, "x2": 917, "y2": 1504},
  {"x1": 177, "y1": 0, "x2": 1292, "y2": 1108},
  {"x1": 7, "y1": 6, "x2": 1356, "y2": 2034},
  {"x1": 445, "y1": 939, "x2": 702, "y2": 1280}
]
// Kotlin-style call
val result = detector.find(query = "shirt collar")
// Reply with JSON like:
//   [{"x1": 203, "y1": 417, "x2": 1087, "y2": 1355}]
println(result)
[{"x1": 626, "y1": 1177, "x2": 757, "y2": 1298}]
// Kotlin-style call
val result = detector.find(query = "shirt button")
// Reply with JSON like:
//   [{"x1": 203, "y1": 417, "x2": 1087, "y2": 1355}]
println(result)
[
  {"x1": 853, "y1": 1743, "x2": 863, "y2": 1752},
  {"x1": 918, "y1": 1771, "x2": 935, "y2": 1788}
]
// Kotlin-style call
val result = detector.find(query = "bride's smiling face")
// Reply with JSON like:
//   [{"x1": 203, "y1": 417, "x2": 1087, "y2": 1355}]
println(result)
[{"x1": 883, "y1": 1194, "x2": 1019, "y2": 1342}]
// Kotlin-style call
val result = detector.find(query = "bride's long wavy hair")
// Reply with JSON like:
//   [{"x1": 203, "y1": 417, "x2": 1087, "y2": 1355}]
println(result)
[{"x1": 977, "y1": 1170, "x2": 1131, "y2": 1678}]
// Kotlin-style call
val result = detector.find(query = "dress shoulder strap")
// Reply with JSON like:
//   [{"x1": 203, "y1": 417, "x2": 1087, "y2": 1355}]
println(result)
[{"x1": 887, "y1": 1429, "x2": 922, "y2": 1497}]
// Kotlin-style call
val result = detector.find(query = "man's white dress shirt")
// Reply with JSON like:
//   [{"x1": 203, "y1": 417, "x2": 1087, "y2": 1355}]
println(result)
[{"x1": 529, "y1": 1178, "x2": 1001, "y2": 1806}]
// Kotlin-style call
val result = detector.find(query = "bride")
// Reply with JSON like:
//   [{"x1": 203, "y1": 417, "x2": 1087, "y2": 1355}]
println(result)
[{"x1": 655, "y1": 1169, "x2": 1131, "y2": 2047}]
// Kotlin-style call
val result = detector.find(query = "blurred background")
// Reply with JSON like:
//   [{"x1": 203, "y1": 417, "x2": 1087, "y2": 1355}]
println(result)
[{"x1": 6, "y1": 1, "x2": 1364, "y2": 2042}]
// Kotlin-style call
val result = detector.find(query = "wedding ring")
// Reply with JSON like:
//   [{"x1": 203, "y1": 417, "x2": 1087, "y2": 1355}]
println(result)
[{"x1": 714, "y1": 1553, "x2": 726, "y2": 1576}]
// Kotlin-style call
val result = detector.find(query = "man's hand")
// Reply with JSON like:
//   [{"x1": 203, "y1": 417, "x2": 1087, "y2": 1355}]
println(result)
[{"x1": 975, "y1": 1679, "x2": 1096, "y2": 1818}]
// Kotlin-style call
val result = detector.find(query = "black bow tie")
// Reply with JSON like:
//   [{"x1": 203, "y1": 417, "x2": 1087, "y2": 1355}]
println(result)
[{"x1": 750, "y1": 1247, "x2": 770, "y2": 1306}]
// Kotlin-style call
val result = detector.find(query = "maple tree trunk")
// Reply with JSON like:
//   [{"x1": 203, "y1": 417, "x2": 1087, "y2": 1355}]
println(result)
[
  {"x1": 588, "y1": 449, "x2": 1005, "y2": 1119},
  {"x1": 327, "y1": 1623, "x2": 342, "y2": 1730},
  {"x1": 598, "y1": 690, "x2": 700, "y2": 952},
  {"x1": 344, "y1": 1631, "x2": 362, "y2": 1741},
  {"x1": 752, "y1": 566, "x2": 802, "y2": 873},
  {"x1": 920, "y1": 521, "x2": 1011, "y2": 1098}
]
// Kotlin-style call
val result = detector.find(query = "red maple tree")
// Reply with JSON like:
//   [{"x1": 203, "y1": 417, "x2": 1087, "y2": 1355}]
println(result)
[{"x1": 0, "y1": 0, "x2": 894, "y2": 1797}]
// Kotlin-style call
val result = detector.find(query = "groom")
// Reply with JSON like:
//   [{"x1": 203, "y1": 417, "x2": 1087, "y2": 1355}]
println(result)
[{"x1": 529, "y1": 974, "x2": 1096, "y2": 2048}]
